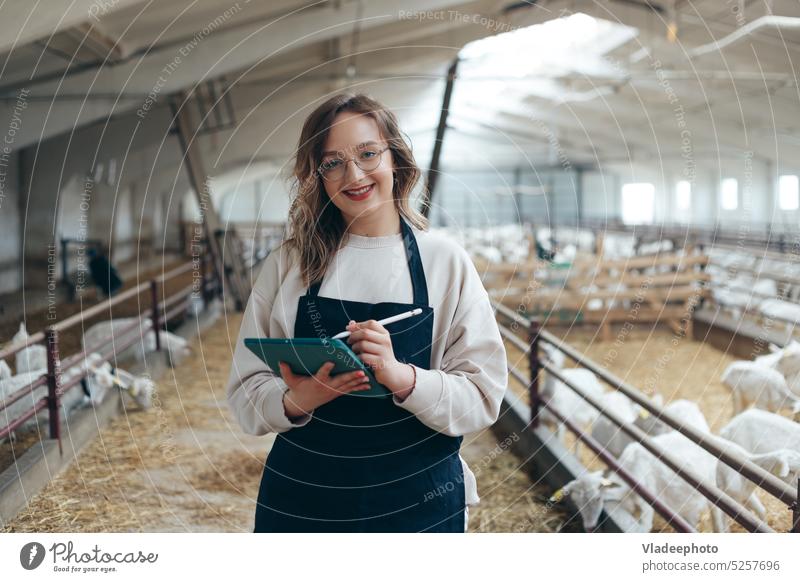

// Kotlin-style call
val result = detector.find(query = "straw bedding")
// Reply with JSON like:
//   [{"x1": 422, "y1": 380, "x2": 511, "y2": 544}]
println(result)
[{"x1": 462, "y1": 429, "x2": 581, "y2": 532}]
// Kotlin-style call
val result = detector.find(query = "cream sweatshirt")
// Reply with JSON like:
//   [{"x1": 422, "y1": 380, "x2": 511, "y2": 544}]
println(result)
[{"x1": 225, "y1": 225, "x2": 508, "y2": 506}]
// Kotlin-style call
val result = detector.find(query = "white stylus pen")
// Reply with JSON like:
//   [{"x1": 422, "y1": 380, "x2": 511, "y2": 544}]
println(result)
[{"x1": 331, "y1": 308, "x2": 423, "y2": 340}]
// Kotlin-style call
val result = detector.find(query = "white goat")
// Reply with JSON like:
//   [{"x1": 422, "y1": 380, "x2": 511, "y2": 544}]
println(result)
[
  {"x1": 81, "y1": 318, "x2": 191, "y2": 367},
  {"x1": 111, "y1": 368, "x2": 155, "y2": 409},
  {"x1": 12, "y1": 323, "x2": 47, "y2": 375},
  {"x1": 0, "y1": 354, "x2": 115, "y2": 441},
  {"x1": 548, "y1": 470, "x2": 621, "y2": 531},
  {"x1": 759, "y1": 299, "x2": 800, "y2": 328},
  {"x1": 553, "y1": 430, "x2": 719, "y2": 532},
  {"x1": 556, "y1": 407, "x2": 799, "y2": 533},
  {"x1": 540, "y1": 368, "x2": 604, "y2": 440},
  {"x1": 554, "y1": 402, "x2": 716, "y2": 532},
  {"x1": 591, "y1": 397, "x2": 707, "y2": 458},
  {"x1": 722, "y1": 361, "x2": 800, "y2": 418},
  {"x1": 0, "y1": 360, "x2": 11, "y2": 380},
  {"x1": 74, "y1": 353, "x2": 117, "y2": 406},
  {"x1": 720, "y1": 408, "x2": 800, "y2": 453},
  {"x1": 754, "y1": 340, "x2": 800, "y2": 398},
  {"x1": 590, "y1": 391, "x2": 640, "y2": 458},
  {"x1": 634, "y1": 398, "x2": 710, "y2": 436},
  {"x1": 712, "y1": 439, "x2": 800, "y2": 532}
]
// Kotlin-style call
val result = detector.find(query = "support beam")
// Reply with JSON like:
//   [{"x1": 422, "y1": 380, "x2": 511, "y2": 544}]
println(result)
[
  {"x1": 62, "y1": 22, "x2": 125, "y2": 62},
  {"x1": 421, "y1": 58, "x2": 458, "y2": 219},
  {"x1": 171, "y1": 91, "x2": 250, "y2": 311}
]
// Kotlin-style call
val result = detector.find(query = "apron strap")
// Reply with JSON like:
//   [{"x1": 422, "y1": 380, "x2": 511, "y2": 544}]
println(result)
[
  {"x1": 400, "y1": 217, "x2": 429, "y2": 306},
  {"x1": 307, "y1": 279, "x2": 322, "y2": 297},
  {"x1": 306, "y1": 217, "x2": 429, "y2": 306}
]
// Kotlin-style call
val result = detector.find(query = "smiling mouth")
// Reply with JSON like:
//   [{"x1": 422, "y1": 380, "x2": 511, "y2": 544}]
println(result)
[{"x1": 341, "y1": 183, "x2": 374, "y2": 200}]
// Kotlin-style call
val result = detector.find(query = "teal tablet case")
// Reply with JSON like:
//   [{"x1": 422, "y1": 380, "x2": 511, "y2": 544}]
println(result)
[{"x1": 243, "y1": 337, "x2": 391, "y2": 398}]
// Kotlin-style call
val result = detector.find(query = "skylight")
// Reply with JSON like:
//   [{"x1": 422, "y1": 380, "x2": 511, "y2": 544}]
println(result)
[{"x1": 455, "y1": 13, "x2": 638, "y2": 104}]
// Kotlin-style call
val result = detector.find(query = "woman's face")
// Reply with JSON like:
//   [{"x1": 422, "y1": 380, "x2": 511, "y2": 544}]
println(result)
[{"x1": 319, "y1": 111, "x2": 395, "y2": 227}]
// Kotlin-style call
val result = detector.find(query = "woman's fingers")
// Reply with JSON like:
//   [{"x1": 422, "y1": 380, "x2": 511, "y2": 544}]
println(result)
[
  {"x1": 278, "y1": 361, "x2": 299, "y2": 385},
  {"x1": 327, "y1": 369, "x2": 366, "y2": 388},
  {"x1": 358, "y1": 353, "x2": 383, "y2": 368},
  {"x1": 287, "y1": 361, "x2": 372, "y2": 396},
  {"x1": 350, "y1": 339, "x2": 385, "y2": 356},
  {"x1": 359, "y1": 319, "x2": 385, "y2": 332},
  {"x1": 347, "y1": 327, "x2": 385, "y2": 345},
  {"x1": 339, "y1": 376, "x2": 372, "y2": 392},
  {"x1": 313, "y1": 361, "x2": 336, "y2": 381},
  {"x1": 348, "y1": 319, "x2": 389, "y2": 335}
]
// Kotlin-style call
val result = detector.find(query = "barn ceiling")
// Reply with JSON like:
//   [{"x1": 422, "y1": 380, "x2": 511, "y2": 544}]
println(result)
[{"x1": 0, "y1": 0, "x2": 798, "y2": 175}]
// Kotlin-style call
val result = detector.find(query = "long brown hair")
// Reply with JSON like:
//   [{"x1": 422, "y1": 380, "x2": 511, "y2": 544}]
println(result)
[{"x1": 284, "y1": 93, "x2": 428, "y2": 287}]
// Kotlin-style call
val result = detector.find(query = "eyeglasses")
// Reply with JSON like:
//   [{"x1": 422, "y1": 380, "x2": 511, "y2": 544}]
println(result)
[{"x1": 317, "y1": 145, "x2": 389, "y2": 181}]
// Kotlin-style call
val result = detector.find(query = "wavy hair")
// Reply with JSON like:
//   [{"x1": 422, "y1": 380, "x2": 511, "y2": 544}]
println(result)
[{"x1": 283, "y1": 93, "x2": 428, "y2": 287}]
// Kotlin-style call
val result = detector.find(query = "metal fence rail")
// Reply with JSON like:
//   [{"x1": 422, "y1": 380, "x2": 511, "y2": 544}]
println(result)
[
  {"x1": 0, "y1": 256, "x2": 219, "y2": 451},
  {"x1": 492, "y1": 299, "x2": 799, "y2": 533}
]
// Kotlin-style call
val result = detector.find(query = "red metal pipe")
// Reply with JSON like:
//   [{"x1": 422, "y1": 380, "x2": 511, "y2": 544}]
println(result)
[
  {"x1": 528, "y1": 319, "x2": 541, "y2": 429},
  {"x1": 45, "y1": 328, "x2": 62, "y2": 455}
]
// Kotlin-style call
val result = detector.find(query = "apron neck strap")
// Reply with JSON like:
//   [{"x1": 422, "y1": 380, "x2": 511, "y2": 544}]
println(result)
[{"x1": 306, "y1": 217, "x2": 429, "y2": 306}]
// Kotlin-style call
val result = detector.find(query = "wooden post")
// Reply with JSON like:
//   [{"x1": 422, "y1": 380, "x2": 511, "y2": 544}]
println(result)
[
  {"x1": 45, "y1": 328, "x2": 62, "y2": 455},
  {"x1": 595, "y1": 232, "x2": 604, "y2": 258},
  {"x1": 528, "y1": 319, "x2": 541, "y2": 429},
  {"x1": 792, "y1": 478, "x2": 799, "y2": 533},
  {"x1": 171, "y1": 92, "x2": 250, "y2": 310},
  {"x1": 150, "y1": 279, "x2": 161, "y2": 351}
]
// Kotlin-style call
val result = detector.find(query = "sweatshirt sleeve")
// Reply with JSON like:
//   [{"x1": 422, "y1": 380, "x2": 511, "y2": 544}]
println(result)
[
  {"x1": 392, "y1": 244, "x2": 508, "y2": 436},
  {"x1": 226, "y1": 248, "x2": 313, "y2": 435}
]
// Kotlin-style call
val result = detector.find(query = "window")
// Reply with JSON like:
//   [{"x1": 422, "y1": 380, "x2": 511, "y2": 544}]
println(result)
[
  {"x1": 676, "y1": 180, "x2": 691, "y2": 211},
  {"x1": 778, "y1": 175, "x2": 799, "y2": 210},
  {"x1": 621, "y1": 183, "x2": 655, "y2": 224},
  {"x1": 721, "y1": 178, "x2": 738, "y2": 210}
]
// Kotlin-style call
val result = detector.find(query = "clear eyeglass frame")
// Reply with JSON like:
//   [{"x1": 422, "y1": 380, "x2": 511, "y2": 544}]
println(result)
[{"x1": 317, "y1": 145, "x2": 390, "y2": 181}]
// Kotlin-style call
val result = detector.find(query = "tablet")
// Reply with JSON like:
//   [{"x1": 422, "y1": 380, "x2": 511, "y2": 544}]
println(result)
[{"x1": 243, "y1": 337, "x2": 391, "y2": 398}]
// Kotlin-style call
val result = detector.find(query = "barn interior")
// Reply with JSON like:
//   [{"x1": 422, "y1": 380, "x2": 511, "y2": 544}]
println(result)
[{"x1": 0, "y1": 0, "x2": 799, "y2": 534}]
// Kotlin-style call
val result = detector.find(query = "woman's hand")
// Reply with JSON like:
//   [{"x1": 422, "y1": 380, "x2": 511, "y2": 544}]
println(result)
[
  {"x1": 279, "y1": 361, "x2": 371, "y2": 419},
  {"x1": 345, "y1": 319, "x2": 416, "y2": 400}
]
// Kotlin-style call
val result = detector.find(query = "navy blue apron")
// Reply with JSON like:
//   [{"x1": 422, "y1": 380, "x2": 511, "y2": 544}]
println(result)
[{"x1": 254, "y1": 218, "x2": 465, "y2": 532}]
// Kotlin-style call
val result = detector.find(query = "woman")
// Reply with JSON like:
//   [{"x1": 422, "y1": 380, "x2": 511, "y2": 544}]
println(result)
[{"x1": 226, "y1": 93, "x2": 508, "y2": 533}]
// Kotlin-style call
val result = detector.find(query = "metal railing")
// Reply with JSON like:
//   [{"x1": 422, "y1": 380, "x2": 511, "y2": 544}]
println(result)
[
  {"x1": 0, "y1": 257, "x2": 220, "y2": 453},
  {"x1": 535, "y1": 219, "x2": 800, "y2": 255},
  {"x1": 492, "y1": 299, "x2": 800, "y2": 533}
]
